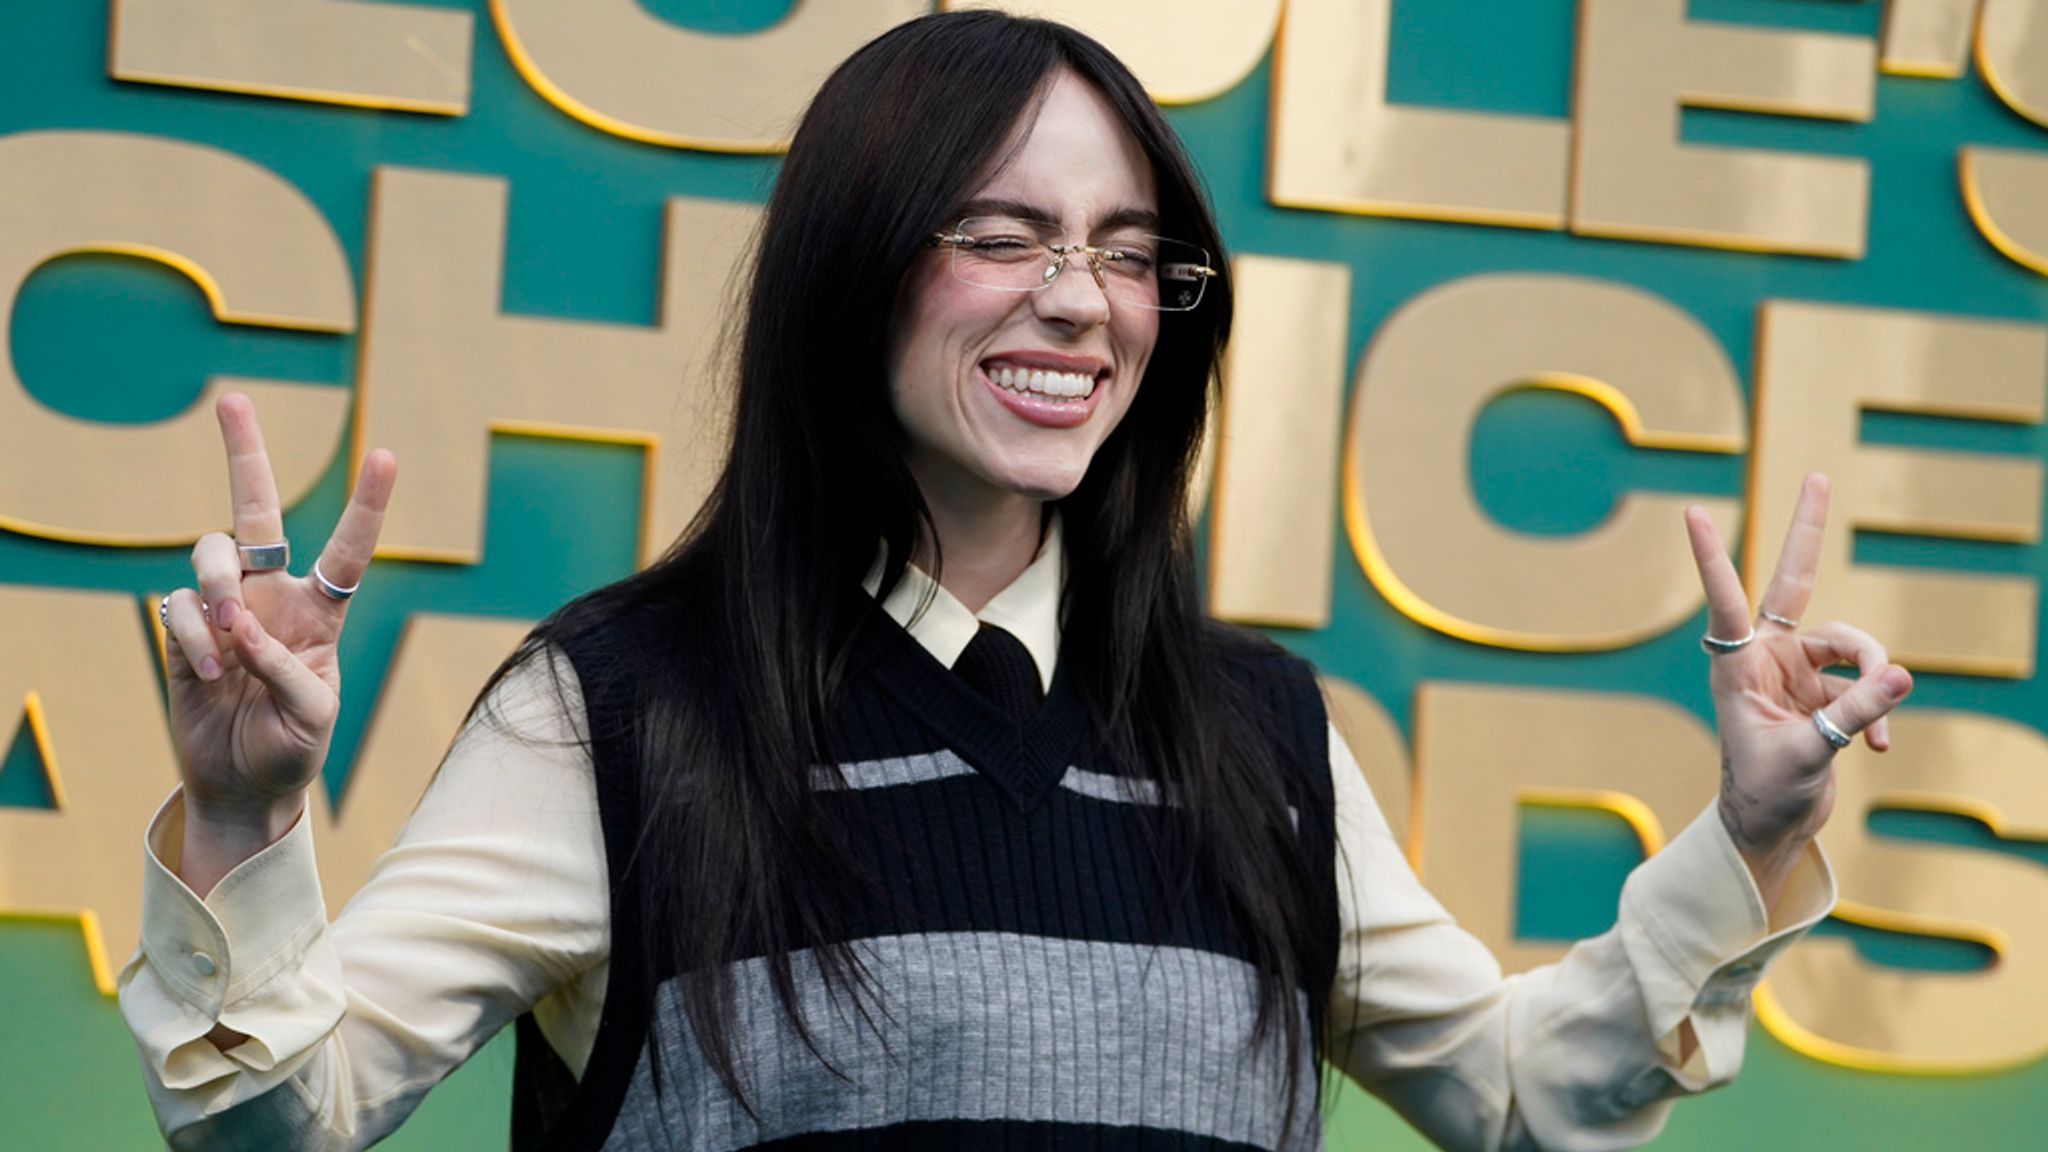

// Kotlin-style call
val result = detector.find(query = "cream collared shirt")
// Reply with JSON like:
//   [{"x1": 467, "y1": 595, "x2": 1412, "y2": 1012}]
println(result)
[
  {"x1": 863, "y1": 526, "x2": 1065, "y2": 698},
  {"x1": 120, "y1": 530, "x2": 1833, "y2": 1151}
]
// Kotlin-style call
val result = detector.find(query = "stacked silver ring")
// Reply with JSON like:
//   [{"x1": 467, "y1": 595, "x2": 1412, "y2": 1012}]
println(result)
[{"x1": 1759, "y1": 610, "x2": 1799, "y2": 629}]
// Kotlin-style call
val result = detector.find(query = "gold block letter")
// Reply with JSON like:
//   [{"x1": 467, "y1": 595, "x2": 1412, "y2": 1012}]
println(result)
[
  {"x1": 0, "y1": 588, "x2": 184, "y2": 994},
  {"x1": 0, "y1": 131, "x2": 353, "y2": 546},
  {"x1": 1874, "y1": 2, "x2": 2048, "y2": 122},
  {"x1": 1209, "y1": 256, "x2": 1349, "y2": 629},
  {"x1": 1572, "y1": 0, "x2": 1876, "y2": 257},
  {"x1": 1752, "y1": 302, "x2": 2045, "y2": 677},
  {"x1": 1345, "y1": 274, "x2": 1744, "y2": 651},
  {"x1": 1963, "y1": 147, "x2": 2048, "y2": 279},
  {"x1": 1320, "y1": 675, "x2": 1413, "y2": 857},
  {"x1": 1759, "y1": 710, "x2": 2048, "y2": 1072},
  {"x1": 312, "y1": 616, "x2": 530, "y2": 911},
  {"x1": 1881, "y1": 0, "x2": 1978, "y2": 77},
  {"x1": 1270, "y1": 0, "x2": 1569, "y2": 228},
  {"x1": 357, "y1": 168, "x2": 757, "y2": 565},
  {"x1": 492, "y1": 0, "x2": 923, "y2": 152},
  {"x1": 944, "y1": 0, "x2": 1280, "y2": 104},
  {"x1": 111, "y1": 0, "x2": 473, "y2": 115},
  {"x1": 1980, "y1": 0, "x2": 2048, "y2": 128},
  {"x1": 1415, "y1": 684, "x2": 1715, "y2": 975}
]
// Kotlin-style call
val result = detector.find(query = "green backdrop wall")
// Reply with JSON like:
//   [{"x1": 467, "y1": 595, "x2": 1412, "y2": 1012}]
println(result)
[{"x1": 3, "y1": 1, "x2": 2045, "y2": 1148}]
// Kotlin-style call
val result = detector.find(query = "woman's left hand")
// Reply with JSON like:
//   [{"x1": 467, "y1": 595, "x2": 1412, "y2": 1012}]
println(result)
[{"x1": 1684, "y1": 472, "x2": 1914, "y2": 905}]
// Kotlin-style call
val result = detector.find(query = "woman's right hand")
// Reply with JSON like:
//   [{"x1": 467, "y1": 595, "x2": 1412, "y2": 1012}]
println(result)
[{"x1": 159, "y1": 393, "x2": 396, "y2": 895}]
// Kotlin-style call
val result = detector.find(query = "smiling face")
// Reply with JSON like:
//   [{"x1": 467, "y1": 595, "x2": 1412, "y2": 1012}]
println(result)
[{"x1": 887, "y1": 68, "x2": 1161, "y2": 519}]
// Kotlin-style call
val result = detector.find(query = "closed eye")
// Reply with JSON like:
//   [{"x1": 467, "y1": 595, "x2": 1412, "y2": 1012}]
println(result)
[{"x1": 1098, "y1": 239, "x2": 1159, "y2": 272}]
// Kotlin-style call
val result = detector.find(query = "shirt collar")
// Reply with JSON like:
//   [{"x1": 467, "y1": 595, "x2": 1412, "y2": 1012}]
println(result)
[{"x1": 861, "y1": 523, "x2": 1063, "y2": 695}]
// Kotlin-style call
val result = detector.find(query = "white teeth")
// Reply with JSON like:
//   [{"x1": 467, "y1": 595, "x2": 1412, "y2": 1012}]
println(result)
[{"x1": 989, "y1": 365, "x2": 1095, "y2": 400}]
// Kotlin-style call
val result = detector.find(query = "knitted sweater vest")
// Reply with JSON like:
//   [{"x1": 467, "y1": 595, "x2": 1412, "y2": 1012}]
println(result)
[{"x1": 514, "y1": 606, "x2": 1340, "y2": 1151}]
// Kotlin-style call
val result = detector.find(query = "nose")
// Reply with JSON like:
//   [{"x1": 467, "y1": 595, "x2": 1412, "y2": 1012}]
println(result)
[{"x1": 1031, "y1": 248, "x2": 1113, "y2": 330}]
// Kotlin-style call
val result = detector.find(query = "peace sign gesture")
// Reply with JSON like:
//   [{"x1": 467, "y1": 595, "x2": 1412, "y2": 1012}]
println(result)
[
  {"x1": 158, "y1": 394, "x2": 396, "y2": 896},
  {"x1": 1685, "y1": 473, "x2": 1913, "y2": 904}
]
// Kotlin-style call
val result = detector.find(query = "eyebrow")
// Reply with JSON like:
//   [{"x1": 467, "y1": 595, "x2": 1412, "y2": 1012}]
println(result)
[{"x1": 953, "y1": 197, "x2": 1163, "y2": 234}]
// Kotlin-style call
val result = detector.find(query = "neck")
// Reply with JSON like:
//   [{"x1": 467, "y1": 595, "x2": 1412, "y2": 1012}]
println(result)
[{"x1": 915, "y1": 486, "x2": 1044, "y2": 614}]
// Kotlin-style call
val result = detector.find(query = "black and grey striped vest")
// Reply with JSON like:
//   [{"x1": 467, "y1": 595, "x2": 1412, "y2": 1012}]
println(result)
[{"x1": 515, "y1": 606, "x2": 1339, "y2": 1151}]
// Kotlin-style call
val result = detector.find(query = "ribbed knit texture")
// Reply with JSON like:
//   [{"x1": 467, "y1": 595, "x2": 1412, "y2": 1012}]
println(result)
[{"x1": 518, "y1": 607, "x2": 1339, "y2": 1151}]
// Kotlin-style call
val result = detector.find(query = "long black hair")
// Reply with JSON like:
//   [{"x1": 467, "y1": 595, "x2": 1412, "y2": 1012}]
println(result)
[{"x1": 491, "y1": 8, "x2": 1332, "y2": 1125}]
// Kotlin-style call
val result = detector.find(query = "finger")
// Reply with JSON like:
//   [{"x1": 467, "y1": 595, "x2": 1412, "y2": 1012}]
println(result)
[
  {"x1": 1802, "y1": 620, "x2": 1894, "y2": 750},
  {"x1": 1799, "y1": 620, "x2": 1889, "y2": 676},
  {"x1": 216, "y1": 392, "x2": 286, "y2": 548},
  {"x1": 1812, "y1": 672, "x2": 1896, "y2": 752},
  {"x1": 191, "y1": 532, "x2": 246, "y2": 634},
  {"x1": 1758, "y1": 472, "x2": 1829, "y2": 624},
  {"x1": 1818, "y1": 664, "x2": 1914, "y2": 754},
  {"x1": 225, "y1": 608, "x2": 334, "y2": 733},
  {"x1": 1684, "y1": 505, "x2": 1752, "y2": 645},
  {"x1": 308, "y1": 449, "x2": 396, "y2": 609},
  {"x1": 1811, "y1": 674, "x2": 1890, "y2": 749},
  {"x1": 163, "y1": 589, "x2": 223, "y2": 683}
]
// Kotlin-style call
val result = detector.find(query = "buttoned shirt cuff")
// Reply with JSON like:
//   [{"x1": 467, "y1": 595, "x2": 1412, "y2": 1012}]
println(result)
[
  {"x1": 1619, "y1": 803, "x2": 1835, "y2": 1088},
  {"x1": 121, "y1": 789, "x2": 343, "y2": 1092}
]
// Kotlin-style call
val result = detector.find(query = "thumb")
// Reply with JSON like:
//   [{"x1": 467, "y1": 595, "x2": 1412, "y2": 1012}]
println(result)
[{"x1": 1819, "y1": 664, "x2": 1913, "y2": 751}]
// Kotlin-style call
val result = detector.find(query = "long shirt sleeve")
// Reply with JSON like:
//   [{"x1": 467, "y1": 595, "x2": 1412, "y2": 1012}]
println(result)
[
  {"x1": 120, "y1": 624, "x2": 1831, "y2": 1151},
  {"x1": 119, "y1": 656, "x2": 610, "y2": 1151},
  {"x1": 1321, "y1": 727, "x2": 1834, "y2": 1151}
]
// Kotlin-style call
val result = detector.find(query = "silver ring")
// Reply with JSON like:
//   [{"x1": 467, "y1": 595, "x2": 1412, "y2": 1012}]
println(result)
[
  {"x1": 238, "y1": 540, "x2": 290, "y2": 572},
  {"x1": 1759, "y1": 610, "x2": 1800, "y2": 629},
  {"x1": 157, "y1": 595, "x2": 189, "y2": 647},
  {"x1": 1812, "y1": 708, "x2": 1852, "y2": 751},
  {"x1": 155, "y1": 596, "x2": 208, "y2": 623},
  {"x1": 312, "y1": 559, "x2": 359, "y2": 602},
  {"x1": 1700, "y1": 627, "x2": 1756, "y2": 655}
]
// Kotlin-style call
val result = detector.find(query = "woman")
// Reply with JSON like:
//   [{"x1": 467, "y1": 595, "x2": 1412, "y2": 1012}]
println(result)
[{"x1": 124, "y1": 12, "x2": 1909, "y2": 1151}]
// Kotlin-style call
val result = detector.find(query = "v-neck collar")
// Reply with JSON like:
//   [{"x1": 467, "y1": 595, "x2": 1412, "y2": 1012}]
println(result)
[
  {"x1": 850, "y1": 596, "x2": 1091, "y2": 812},
  {"x1": 861, "y1": 519, "x2": 1064, "y2": 696}
]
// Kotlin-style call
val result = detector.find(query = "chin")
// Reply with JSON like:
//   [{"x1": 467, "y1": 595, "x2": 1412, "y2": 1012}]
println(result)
[
  {"x1": 986, "y1": 455, "x2": 1095, "y2": 502},
  {"x1": 996, "y1": 474, "x2": 1084, "y2": 503}
]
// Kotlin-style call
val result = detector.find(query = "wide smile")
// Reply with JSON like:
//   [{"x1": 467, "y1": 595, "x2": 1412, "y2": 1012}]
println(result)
[{"x1": 978, "y1": 356, "x2": 1107, "y2": 429}]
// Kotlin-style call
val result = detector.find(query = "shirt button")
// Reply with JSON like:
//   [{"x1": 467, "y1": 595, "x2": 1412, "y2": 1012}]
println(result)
[{"x1": 191, "y1": 951, "x2": 217, "y2": 977}]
